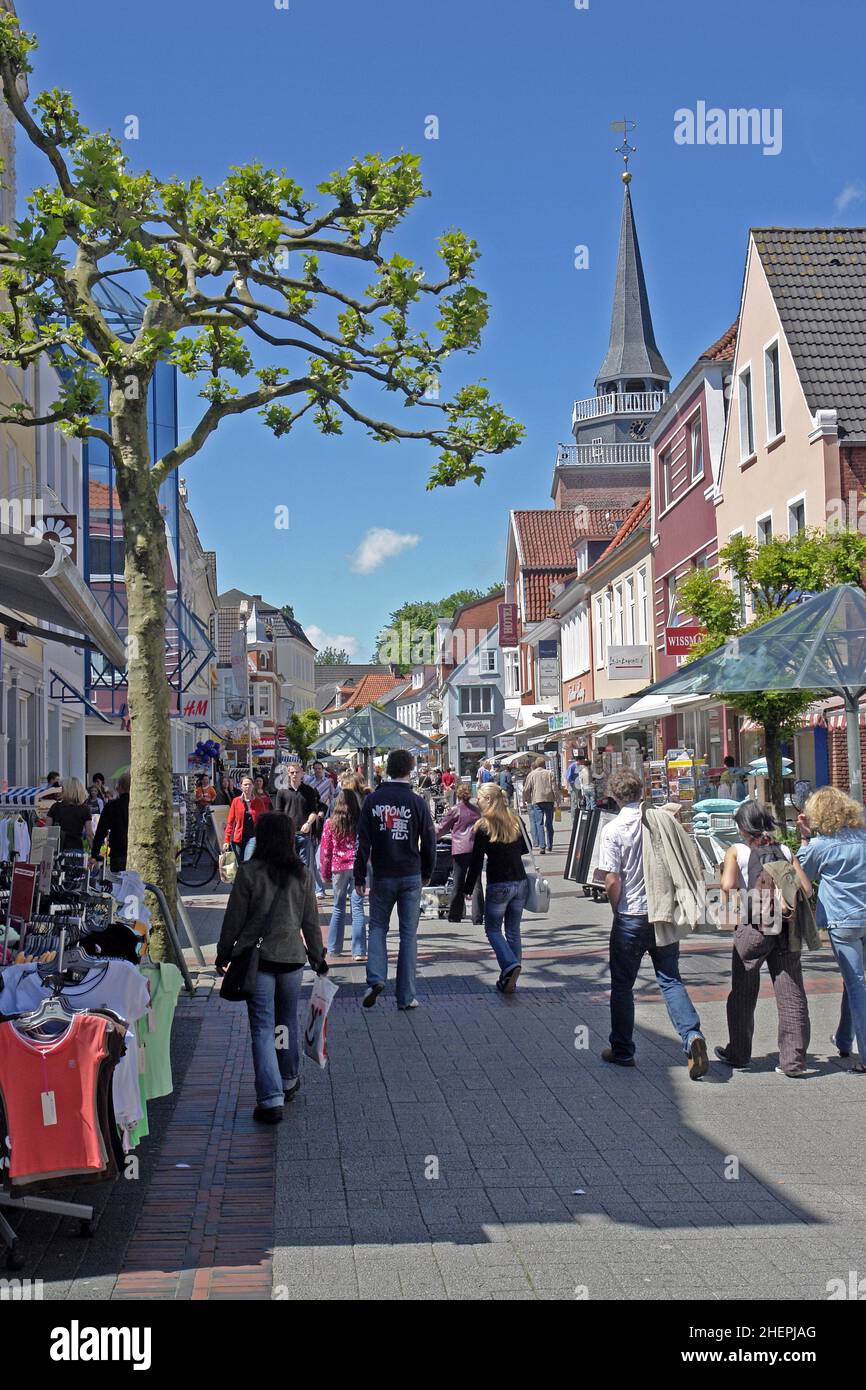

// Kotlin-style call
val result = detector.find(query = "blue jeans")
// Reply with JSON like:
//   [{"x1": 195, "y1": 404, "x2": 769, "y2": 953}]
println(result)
[
  {"x1": 484, "y1": 879, "x2": 529, "y2": 975},
  {"x1": 328, "y1": 868, "x2": 367, "y2": 956},
  {"x1": 367, "y1": 874, "x2": 422, "y2": 1007},
  {"x1": 245, "y1": 967, "x2": 303, "y2": 1108},
  {"x1": 609, "y1": 912, "x2": 702, "y2": 1059},
  {"x1": 828, "y1": 923, "x2": 866, "y2": 1059},
  {"x1": 528, "y1": 801, "x2": 554, "y2": 850}
]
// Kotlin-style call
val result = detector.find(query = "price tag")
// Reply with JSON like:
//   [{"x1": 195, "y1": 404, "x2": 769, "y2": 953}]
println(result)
[{"x1": 41, "y1": 1091, "x2": 57, "y2": 1127}]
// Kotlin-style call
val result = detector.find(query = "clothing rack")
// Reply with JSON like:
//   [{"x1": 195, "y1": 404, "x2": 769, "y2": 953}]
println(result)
[{"x1": 0, "y1": 959, "x2": 113, "y2": 1270}]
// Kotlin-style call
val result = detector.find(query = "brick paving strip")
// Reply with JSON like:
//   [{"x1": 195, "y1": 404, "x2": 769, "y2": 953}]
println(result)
[{"x1": 113, "y1": 989, "x2": 276, "y2": 1301}]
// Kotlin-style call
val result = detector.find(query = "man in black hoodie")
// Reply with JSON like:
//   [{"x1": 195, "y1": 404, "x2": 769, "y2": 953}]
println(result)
[{"x1": 354, "y1": 748, "x2": 436, "y2": 1010}]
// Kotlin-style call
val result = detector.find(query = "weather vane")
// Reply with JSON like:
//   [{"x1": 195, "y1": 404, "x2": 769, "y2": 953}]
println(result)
[{"x1": 611, "y1": 119, "x2": 637, "y2": 183}]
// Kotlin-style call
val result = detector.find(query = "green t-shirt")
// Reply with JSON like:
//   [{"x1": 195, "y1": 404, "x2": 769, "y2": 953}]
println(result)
[{"x1": 139, "y1": 962, "x2": 184, "y2": 1101}]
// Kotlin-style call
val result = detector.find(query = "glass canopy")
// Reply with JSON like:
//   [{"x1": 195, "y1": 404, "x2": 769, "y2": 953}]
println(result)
[{"x1": 311, "y1": 705, "x2": 433, "y2": 755}]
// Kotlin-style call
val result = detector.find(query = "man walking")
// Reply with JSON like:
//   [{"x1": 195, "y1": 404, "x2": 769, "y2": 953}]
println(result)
[
  {"x1": 275, "y1": 757, "x2": 325, "y2": 884},
  {"x1": 354, "y1": 749, "x2": 436, "y2": 1011},
  {"x1": 578, "y1": 757, "x2": 596, "y2": 811},
  {"x1": 522, "y1": 756, "x2": 557, "y2": 854},
  {"x1": 597, "y1": 767, "x2": 709, "y2": 1078}
]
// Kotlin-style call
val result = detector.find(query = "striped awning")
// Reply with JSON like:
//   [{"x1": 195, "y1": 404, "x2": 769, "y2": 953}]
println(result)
[
  {"x1": 741, "y1": 703, "x2": 866, "y2": 733},
  {"x1": 0, "y1": 785, "x2": 50, "y2": 806}
]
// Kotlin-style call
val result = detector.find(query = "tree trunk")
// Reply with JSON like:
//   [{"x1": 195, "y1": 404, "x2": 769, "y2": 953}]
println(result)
[
  {"x1": 763, "y1": 718, "x2": 788, "y2": 834},
  {"x1": 112, "y1": 393, "x2": 176, "y2": 961}
]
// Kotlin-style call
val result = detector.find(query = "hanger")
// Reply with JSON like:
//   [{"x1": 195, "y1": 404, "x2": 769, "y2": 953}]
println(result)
[{"x1": 12, "y1": 992, "x2": 77, "y2": 1030}]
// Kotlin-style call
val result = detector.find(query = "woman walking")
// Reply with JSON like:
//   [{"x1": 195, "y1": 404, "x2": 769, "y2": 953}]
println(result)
[
  {"x1": 436, "y1": 783, "x2": 484, "y2": 925},
  {"x1": 715, "y1": 801, "x2": 815, "y2": 1077},
  {"x1": 216, "y1": 814, "x2": 327, "y2": 1124},
  {"x1": 796, "y1": 787, "x2": 866, "y2": 1072},
  {"x1": 521, "y1": 756, "x2": 557, "y2": 854},
  {"x1": 464, "y1": 783, "x2": 529, "y2": 993},
  {"x1": 320, "y1": 788, "x2": 367, "y2": 960},
  {"x1": 223, "y1": 774, "x2": 271, "y2": 864}
]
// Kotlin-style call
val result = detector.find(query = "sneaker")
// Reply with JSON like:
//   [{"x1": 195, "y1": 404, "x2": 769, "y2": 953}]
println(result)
[
  {"x1": 687, "y1": 1035, "x2": 709, "y2": 1080},
  {"x1": 253, "y1": 1105, "x2": 284, "y2": 1124},
  {"x1": 362, "y1": 982, "x2": 385, "y2": 1008},
  {"x1": 538, "y1": 848, "x2": 546, "y2": 856},
  {"x1": 283, "y1": 1078, "x2": 301, "y2": 1101},
  {"x1": 831, "y1": 1033, "x2": 851, "y2": 1059},
  {"x1": 774, "y1": 1065, "x2": 808, "y2": 1078},
  {"x1": 714, "y1": 1046, "x2": 750, "y2": 1071},
  {"x1": 601, "y1": 1046, "x2": 636, "y2": 1068},
  {"x1": 501, "y1": 963, "x2": 521, "y2": 994},
  {"x1": 398, "y1": 999, "x2": 419, "y2": 1011},
  {"x1": 352, "y1": 955, "x2": 366, "y2": 962}
]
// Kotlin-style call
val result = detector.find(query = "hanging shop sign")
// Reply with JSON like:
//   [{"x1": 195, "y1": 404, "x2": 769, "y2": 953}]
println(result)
[
  {"x1": 497, "y1": 734, "x2": 518, "y2": 751},
  {"x1": 547, "y1": 711, "x2": 573, "y2": 731},
  {"x1": 607, "y1": 645, "x2": 651, "y2": 681},
  {"x1": 497, "y1": 603, "x2": 519, "y2": 647},
  {"x1": 601, "y1": 698, "x2": 633, "y2": 716},
  {"x1": 462, "y1": 718, "x2": 491, "y2": 733},
  {"x1": 538, "y1": 640, "x2": 560, "y2": 702},
  {"x1": 567, "y1": 683, "x2": 586, "y2": 705},
  {"x1": 665, "y1": 625, "x2": 705, "y2": 656},
  {"x1": 230, "y1": 629, "x2": 247, "y2": 695}
]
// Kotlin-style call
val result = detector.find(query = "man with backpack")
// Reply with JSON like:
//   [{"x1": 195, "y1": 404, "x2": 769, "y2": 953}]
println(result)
[{"x1": 714, "y1": 801, "x2": 818, "y2": 1077}]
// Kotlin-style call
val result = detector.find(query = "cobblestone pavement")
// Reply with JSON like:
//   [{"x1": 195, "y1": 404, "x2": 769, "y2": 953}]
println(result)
[{"x1": 13, "y1": 820, "x2": 864, "y2": 1301}]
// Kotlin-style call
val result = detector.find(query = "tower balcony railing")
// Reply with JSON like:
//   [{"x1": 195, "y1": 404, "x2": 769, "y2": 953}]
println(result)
[
  {"x1": 571, "y1": 390, "x2": 667, "y2": 426},
  {"x1": 555, "y1": 442, "x2": 651, "y2": 467}
]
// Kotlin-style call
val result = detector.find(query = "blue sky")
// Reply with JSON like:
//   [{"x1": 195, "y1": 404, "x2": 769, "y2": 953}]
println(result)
[{"x1": 15, "y1": 0, "x2": 866, "y2": 660}]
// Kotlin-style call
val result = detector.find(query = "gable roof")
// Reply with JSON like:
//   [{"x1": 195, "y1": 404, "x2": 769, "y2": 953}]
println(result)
[
  {"x1": 217, "y1": 589, "x2": 315, "y2": 648},
  {"x1": 702, "y1": 320, "x2": 738, "y2": 363},
  {"x1": 752, "y1": 228, "x2": 866, "y2": 441},
  {"x1": 597, "y1": 491, "x2": 651, "y2": 561},
  {"x1": 342, "y1": 671, "x2": 407, "y2": 708}
]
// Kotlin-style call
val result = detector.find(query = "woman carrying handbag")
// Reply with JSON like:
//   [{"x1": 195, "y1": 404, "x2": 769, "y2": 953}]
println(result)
[
  {"x1": 464, "y1": 783, "x2": 533, "y2": 994},
  {"x1": 216, "y1": 813, "x2": 328, "y2": 1124}
]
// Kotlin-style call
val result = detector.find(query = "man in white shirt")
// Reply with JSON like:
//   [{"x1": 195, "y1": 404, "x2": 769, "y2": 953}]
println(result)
[{"x1": 597, "y1": 766, "x2": 707, "y2": 1078}]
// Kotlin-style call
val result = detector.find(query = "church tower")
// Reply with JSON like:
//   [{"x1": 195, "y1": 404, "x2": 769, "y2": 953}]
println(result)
[{"x1": 552, "y1": 134, "x2": 670, "y2": 509}]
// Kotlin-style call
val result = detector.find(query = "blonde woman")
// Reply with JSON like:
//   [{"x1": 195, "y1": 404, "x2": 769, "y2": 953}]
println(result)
[
  {"x1": 47, "y1": 777, "x2": 97, "y2": 852},
  {"x1": 464, "y1": 783, "x2": 529, "y2": 992},
  {"x1": 797, "y1": 787, "x2": 866, "y2": 1072}
]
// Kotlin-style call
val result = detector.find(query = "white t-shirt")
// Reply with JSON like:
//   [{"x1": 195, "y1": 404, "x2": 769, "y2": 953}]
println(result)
[{"x1": 598, "y1": 803, "x2": 647, "y2": 915}]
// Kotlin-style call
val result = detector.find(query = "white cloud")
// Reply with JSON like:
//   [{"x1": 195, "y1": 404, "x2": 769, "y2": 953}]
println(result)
[
  {"x1": 306, "y1": 626, "x2": 360, "y2": 658},
  {"x1": 835, "y1": 182, "x2": 866, "y2": 214},
  {"x1": 350, "y1": 526, "x2": 420, "y2": 574}
]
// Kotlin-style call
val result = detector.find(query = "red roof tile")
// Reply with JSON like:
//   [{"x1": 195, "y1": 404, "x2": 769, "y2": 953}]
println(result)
[
  {"x1": 598, "y1": 492, "x2": 651, "y2": 560},
  {"x1": 89, "y1": 480, "x2": 122, "y2": 510},
  {"x1": 345, "y1": 672, "x2": 406, "y2": 707},
  {"x1": 523, "y1": 569, "x2": 575, "y2": 623},
  {"x1": 512, "y1": 510, "x2": 581, "y2": 567},
  {"x1": 702, "y1": 320, "x2": 738, "y2": 363}
]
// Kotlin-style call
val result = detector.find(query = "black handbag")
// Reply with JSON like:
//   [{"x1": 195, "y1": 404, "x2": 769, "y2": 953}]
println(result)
[{"x1": 219, "y1": 934, "x2": 264, "y2": 1001}]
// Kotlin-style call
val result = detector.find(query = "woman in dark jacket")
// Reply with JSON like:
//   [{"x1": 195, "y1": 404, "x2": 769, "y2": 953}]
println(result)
[
  {"x1": 464, "y1": 783, "x2": 529, "y2": 994},
  {"x1": 216, "y1": 813, "x2": 327, "y2": 1123}
]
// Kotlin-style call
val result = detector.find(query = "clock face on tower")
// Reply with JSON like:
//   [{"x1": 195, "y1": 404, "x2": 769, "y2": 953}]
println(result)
[{"x1": 629, "y1": 419, "x2": 648, "y2": 440}]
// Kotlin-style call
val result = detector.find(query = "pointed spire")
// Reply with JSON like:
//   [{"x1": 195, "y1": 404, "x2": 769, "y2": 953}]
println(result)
[{"x1": 595, "y1": 176, "x2": 670, "y2": 388}]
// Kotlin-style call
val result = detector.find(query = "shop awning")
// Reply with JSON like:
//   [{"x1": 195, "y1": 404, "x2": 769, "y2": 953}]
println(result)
[
  {"x1": 49, "y1": 669, "x2": 111, "y2": 725},
  {"x1": 742, "y1": 700, "x2": 866, "y2": 733},
  {"x1": 595, "y1": 693, "x2": 712, "y2": 740},
  {"x1": 0, "y1": 529, "x2": 127, "y2": 670},
  {"x1": 0, "y1": 785, "x2": 50, "y2": 806}
]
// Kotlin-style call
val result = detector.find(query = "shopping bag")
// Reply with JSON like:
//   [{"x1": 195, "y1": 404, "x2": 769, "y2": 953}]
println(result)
[
  {"x1": 218, "y1": 850, "x2": 237, "y2": 884},
  {"x1": 525, "y1": 871, "x2": 551, "y2": 914},
  {"x1": 303, "y1": 975, "x2": 339, "y2": 1069}
]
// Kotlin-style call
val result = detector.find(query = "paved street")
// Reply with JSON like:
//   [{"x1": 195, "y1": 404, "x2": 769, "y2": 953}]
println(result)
[{"x1": 11, "y1": 820, "x2": 864, "y2": 1301}]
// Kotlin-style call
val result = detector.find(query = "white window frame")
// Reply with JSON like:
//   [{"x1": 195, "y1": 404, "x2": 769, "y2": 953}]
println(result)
[
  {"x1": 764, "y1": 336, "x2": 783, "y2": 443},
  {"x1": 625, "y1": 575, "x2": 636, "y2": 644},
  {"x1": 756, "y1": 512, "x2": 773, "y2": 546},
  {"x1": 787, "y1": 494, "x2": 806, "y2": 537},
  {"x1": 504, "y1": 648, "x2": 520, "y2": 697},
  {"x1": 636, "y1": 566, "x2": 648, "y2": 644},
  {"x1": 256, "y1": 683, "x2": 273, "y2": 719},
  {"x1": 613, "y1": 582, "x2": 624, "y2": 646},
  {"x1": 459, "y1": 685, "x2": 494, "y2": 716},
  {"x1": 738, "y1": 364, "x2": 755, "y2": 462},
  {"x1": 690, "y1": 413, "x2": 704, "y2": 481},
  {"x1": 728, "y1": 528, "x2": 748, "y2": 622},
  {"x1": 661, "y1": 446, "x2": 673, "y2": 507},
  {"x1": 594, "y1": 595, "x2": 606, "y2": 668},
  {"x1": 479, "y1": 648, "x2": 498, "y2": 674}
]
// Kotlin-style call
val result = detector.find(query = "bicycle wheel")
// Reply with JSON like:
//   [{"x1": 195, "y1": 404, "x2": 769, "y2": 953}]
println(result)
[{"x1": 177, "y1": 842, "x2": 218, "y2": 888}]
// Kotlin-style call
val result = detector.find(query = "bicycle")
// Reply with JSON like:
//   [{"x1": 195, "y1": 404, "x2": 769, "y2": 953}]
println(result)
[{"x1": 176, "y1": 805, "x2": 221, "y2": 888}]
